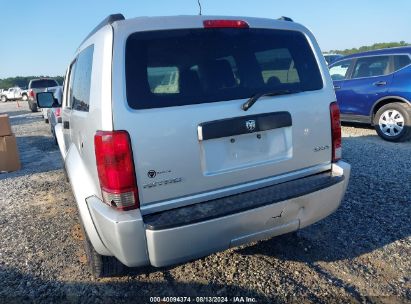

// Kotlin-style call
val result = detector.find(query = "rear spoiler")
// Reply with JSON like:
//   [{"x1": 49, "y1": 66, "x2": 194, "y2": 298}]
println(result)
[
  {"x1": 278, "y1": 16, "x2": 293, "y2": 22},
  {"x1": 78, "y1": 14, "x2": 125, "y2": 48}
]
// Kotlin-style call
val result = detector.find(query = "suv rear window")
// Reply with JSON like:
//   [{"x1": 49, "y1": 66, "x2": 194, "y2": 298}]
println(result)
[
  {"x1": 30, "y1": 79, "x2": 59, "y2": 89},
  {"x1": 126, "y1": 28, "x2": 323, "y2": 109}
]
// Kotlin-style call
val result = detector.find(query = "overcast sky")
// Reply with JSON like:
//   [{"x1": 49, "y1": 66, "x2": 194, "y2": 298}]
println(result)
[{"x1": 0, "y1": 0, "x2": 410, "y2": 78}]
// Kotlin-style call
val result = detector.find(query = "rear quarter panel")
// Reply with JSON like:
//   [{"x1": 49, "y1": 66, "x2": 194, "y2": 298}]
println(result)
[
  {"x1": 64, "y1": 24, "x2": 114, "y2": 255},
  {"x1": 388, "y1": 64, "x2": 411, "y2": 103}
]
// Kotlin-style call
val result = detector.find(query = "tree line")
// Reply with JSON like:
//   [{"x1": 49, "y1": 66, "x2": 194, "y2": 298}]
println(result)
[
  {"x1": 1, "y1": 41, "x2": 409, "y2": 88},
  {"x1": 328, "y1": 41, "x2": 410, "y2": 55},
  {"x1": 0, "y1": 76, "x2": 64, "y2": 90}
]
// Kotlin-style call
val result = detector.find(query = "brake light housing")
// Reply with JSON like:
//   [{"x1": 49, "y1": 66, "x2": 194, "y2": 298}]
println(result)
[
  {"x1": 55, "y1": 108, "x2": 62, "y2": 123},
  {"x1": 94, "y1": 131, "x2": 139, "y2": 210},
  {"x1": 203, "y1": 20, "x2": 249, "y2": 29},
  {"x1": 28, "y1": 89, "x2": 35, "y2": 98},
  {"x1": 330, "y1": 102, "x2": 342, "y2": 162}
]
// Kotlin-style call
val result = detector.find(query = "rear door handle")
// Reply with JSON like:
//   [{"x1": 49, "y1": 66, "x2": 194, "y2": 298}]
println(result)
[
  {"x1": 63, "y1": 121, "x2": 70, "y2": 129},
  {"x1": 334, "y1": 85, "x2": 341, "y2": 90},
  {"x1": 373, "y1": 81, "x2": 387, "y2": 86}
]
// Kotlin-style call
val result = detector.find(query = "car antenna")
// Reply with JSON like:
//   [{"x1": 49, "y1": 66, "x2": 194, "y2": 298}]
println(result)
[{"x1": 197, "y1": 0, "x2": 202, "y2": 15}]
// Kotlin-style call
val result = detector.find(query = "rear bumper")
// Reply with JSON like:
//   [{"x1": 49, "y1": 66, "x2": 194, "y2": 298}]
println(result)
[{"x1": 87, "y1": 161, "x2": 350, "y2": 267}]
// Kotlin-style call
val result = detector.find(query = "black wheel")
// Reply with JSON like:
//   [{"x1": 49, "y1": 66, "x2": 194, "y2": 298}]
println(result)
[
  {"x1": 1, "y1": 95, "x2": 6, "y2": 102},
  {"x1": 22, "y1": 94, "x2": 28, "y2": 101},
  {"x1": 28, "y1": 101, "x2": 38, "y2": 112},
  {"x1": 79, "y1": 217, "x2": 125, "y2": 278},
  {"x1": 374, "y1": 102, "x2": 411, "y2": 142}
]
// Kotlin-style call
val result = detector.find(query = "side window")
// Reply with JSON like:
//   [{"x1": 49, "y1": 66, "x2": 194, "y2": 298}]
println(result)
[
  {"x1": 66, "y1": 61, "x2": 77, "y2": 109},
  {"x1": 71, "y1": 45, "x2": 94, "y2": 112},
  {"x1": 329, "y1": 60, "x2": 352, "y2": 80},
  {"x1": 393, "y1": 55, "x2": 411, "y2": 71},
  {"x1": 352, "y1": 56, "x2": 390, "y2": 79},
  {"x1": 255, "y1": 48, "x2": 300, "y2": 85}
]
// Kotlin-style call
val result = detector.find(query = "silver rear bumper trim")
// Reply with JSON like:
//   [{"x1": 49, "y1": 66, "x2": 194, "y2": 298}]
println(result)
[{"x1": 140, "y1": 162, "x2": 332, "y2": 215}]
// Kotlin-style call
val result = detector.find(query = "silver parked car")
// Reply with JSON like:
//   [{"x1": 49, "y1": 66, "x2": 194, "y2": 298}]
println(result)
[
  {"x1": 46, "y1": 86, "x2": 63, "y2": 144},
  {"x1": 37, "y1": 14, "x2": 351, "y2": 277},
  {"x1": 42, "y1": 85, "x2": 63, "y2": 124}
]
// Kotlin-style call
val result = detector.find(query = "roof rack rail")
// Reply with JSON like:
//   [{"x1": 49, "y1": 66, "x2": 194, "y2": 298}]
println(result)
[
  {"x1": 278, "y1": 16, "x2": 293, "y2": 22},
  {"x1": 79, "y1": 13, "x2": 125, "y2": 47}
]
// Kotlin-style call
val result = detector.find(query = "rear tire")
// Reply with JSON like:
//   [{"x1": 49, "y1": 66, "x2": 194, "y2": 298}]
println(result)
[
  {"x1": 79, "y1": 217, "x2": 125, "y2": 278},
  {"x1": 374, "y1": 102, "x2": 411, "y2": 142},
  {"x1": 1, "y1": 95, "x2": 6, "y2": 102},
  {"x1": 28, "y1": 101, "x2": 38, "y2": 112}
]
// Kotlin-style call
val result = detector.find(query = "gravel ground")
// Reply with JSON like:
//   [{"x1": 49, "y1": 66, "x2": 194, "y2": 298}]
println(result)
[{"x1": 0, "y1": 101, "x2": 410, "y2": 303}]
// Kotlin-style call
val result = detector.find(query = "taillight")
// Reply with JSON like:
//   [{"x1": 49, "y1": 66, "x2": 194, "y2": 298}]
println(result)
[
  {"x1": 330, "y1": 102, "x2": 342, "y2": 162},
  {"x1": 55, "y1": 108, "x2": 61, "y2": 117},
  {"x1": 203, "y1": 20, "x2": 249, "y2": 29},
  {"x1": 94, "y1": 131, "x2": 139, "y2": 210},
  {"x1": 28, "y1": 89, "x2": 35, "y2": 98}
]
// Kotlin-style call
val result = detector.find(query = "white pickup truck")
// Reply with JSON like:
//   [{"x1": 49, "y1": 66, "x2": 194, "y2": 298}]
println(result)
[{"x1": 1, "y1": 87, "x2": 23, "y2": 102}]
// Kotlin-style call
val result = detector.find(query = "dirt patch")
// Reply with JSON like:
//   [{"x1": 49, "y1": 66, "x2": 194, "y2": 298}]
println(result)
[{"x1": 71, "y1": 224, "x2": 84, "y2": 241}]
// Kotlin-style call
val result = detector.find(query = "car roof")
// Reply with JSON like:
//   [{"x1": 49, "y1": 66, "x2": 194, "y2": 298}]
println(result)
[
  {"x1": 330, "y1": 46, "x2": 411, "y2": 67},
  {"x1": 115, "y1": 15, "x2": 304, "y2": 32},
  {"x1": 31, "y1": 78, "x2": 56, "y2": 81},
  {"x1": 337, "y1": 46, "x2": 411, "y2": 61},
  {"x1": 79, "y1": 14, "x2": 309, "y2": 50}
]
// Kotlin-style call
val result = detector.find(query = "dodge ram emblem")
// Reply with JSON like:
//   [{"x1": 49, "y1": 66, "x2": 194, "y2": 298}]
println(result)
[
  {"x1": 245, "y1": 120, "x2": 256, "y2": 131},
  {"x1": 147, "y1": 170, "x2": 156, "y2": 178}
]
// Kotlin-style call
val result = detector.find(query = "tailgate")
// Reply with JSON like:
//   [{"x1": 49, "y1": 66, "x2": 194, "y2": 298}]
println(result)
[
  {"x1": 115, "y1": 92, "x2": 333, "y2": 209},
  {"x1": 112, "y1": 20, "x2": 334, "y2": 212}
]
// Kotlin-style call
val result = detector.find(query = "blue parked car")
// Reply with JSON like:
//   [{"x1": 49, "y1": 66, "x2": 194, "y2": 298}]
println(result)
[
  {"x1": 329, "y1": 47, "x2": 411, "y2": 141},
  {"x1": 323, "y1": 53, "x2": 344, "y2": 65}
]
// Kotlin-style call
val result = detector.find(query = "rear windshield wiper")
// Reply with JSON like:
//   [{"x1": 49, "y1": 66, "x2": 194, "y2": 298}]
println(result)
[{"x1": 242, "y1": 89, "x2": 301, "y2": 111}]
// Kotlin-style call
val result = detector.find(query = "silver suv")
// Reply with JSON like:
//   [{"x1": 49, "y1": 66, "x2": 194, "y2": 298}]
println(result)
[{"x1": 37, "y1": 14, "x2": 351, "y2": 277}]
